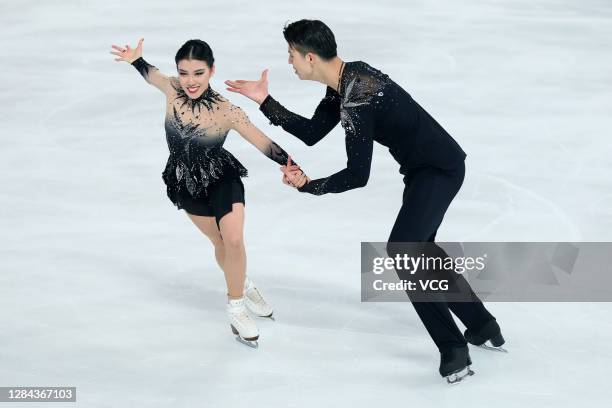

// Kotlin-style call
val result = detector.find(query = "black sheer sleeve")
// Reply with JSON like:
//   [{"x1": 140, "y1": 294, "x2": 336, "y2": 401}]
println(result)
[{"x1": 130, "y1": 57, "x2": 173, "y2": 94}]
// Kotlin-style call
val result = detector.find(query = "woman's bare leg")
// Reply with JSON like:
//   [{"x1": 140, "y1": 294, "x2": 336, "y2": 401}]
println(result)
[
  {"x1": 218, "y1": 203, "x2": 246, "y2": 300},
  {"x1": 186, "y1": 213, "x2": 227, "y2": 272}
]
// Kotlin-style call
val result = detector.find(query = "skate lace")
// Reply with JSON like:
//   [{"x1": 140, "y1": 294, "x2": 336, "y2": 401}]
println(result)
[
  {"x1": 247, "y1": 287, "x2": 264, "y2": 303},
  {"x1": 232, "y1": 309, "x2": 253, "y2": 325}
]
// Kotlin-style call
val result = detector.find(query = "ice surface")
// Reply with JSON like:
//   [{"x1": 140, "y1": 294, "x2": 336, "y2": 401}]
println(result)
[{"x1": 1, "y1": 0, "x2": 611, "y2": 407}]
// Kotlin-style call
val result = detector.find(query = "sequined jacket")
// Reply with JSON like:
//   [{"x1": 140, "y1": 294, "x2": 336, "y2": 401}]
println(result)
[{"x1": 259, "y1": 61, "x2": 467, "y2": 195}]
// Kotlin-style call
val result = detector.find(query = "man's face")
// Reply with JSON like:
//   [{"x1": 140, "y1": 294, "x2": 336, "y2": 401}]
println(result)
[{"x1": 287, "y1": 45, "x2": 313, "y2": 80}]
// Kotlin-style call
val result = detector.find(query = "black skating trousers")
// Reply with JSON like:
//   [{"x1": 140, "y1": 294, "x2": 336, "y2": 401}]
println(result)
[{"x1": 387, "y1": 161, "x2": 495, "y2": 352}]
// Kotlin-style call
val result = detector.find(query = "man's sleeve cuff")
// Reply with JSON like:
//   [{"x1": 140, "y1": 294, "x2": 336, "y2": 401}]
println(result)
[{"x1": 259, "y1": 94, "x2": 273, "y2": 111}]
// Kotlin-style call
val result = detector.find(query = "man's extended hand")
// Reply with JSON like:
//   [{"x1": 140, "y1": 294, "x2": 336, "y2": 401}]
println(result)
[
  {"x1": 282, "y1": 171, "x2": 309, "y2": 188},
  {"x1": 224, "y1": 70, "x2": 270, "y2": 105},
  {"x1": 280, "y1": 158, "x2": 309, "y2": 188}
]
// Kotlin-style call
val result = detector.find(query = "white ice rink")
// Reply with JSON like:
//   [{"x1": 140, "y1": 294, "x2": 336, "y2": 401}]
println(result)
[{"x1": 1, "y1": 0, "x2": 612, "y2": 406}]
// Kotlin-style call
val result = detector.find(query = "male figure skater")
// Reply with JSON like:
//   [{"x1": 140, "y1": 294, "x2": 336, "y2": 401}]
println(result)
[{"x1": 225, "y1": 19, "x2": 506, "y2": 383}]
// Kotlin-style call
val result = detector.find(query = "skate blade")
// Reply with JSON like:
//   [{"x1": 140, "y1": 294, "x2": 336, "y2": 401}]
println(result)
[
  {"x1": 249, "y1": 314, "x2": 275, "y2": 321},
  {"x1": 446, "y1": 366, "x2": 475, "y2": 384},
  {"x1": 235, "y1": 336, "x2": 259, "y2": 349},
  {"x1": 231, "y1": 325, "x2": 259, "y2": 348},
  {"x1": 248, "y1": 308, "x2": 275, "y2": 321},
  {"x1": 478, "y1": 342, "x2": 508, "y2": 353}
]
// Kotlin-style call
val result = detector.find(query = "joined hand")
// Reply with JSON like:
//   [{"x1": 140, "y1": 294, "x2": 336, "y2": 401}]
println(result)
[{"x1": 280, "y1": 157, "x2": 309, "y2": 189}]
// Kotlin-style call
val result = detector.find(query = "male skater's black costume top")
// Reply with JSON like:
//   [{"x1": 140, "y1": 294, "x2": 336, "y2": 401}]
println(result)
[
  {"x1": 259, "y1": 61, "x2": 466, "y2": 195},
  {"x1": 259, "y1": 60, "x2": 496, "y2": 354}
]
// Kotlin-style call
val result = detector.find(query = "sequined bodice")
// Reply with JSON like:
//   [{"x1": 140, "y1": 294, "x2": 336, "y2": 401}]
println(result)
[
  {"x1": 164, "y1": 106, "x2": 230, "y2": 158},
  {"x1": 160, "y1": 85, "x2": 248, "y2": 199},
  {"x1": 130, "y1": 58, "x2": 291, "y2": 207}
]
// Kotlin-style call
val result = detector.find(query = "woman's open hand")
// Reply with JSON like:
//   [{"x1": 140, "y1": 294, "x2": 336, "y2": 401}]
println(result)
[{"x1": 110, "y1": 38, "x2": 144, "y2": 64}]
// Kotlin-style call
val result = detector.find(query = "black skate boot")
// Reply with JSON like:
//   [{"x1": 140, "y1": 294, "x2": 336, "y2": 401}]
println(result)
[
  {"x1": 439, "y1": 345, "x2": 475, "y2": 384},
  {"x1": 464, "y1": 319, "x2": 507, "y2": 353}
]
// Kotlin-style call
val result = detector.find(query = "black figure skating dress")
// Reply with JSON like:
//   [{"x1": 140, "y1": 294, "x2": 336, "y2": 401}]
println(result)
[{"x1": 131, "y1": 57, "x2": 294, "y2": 226}]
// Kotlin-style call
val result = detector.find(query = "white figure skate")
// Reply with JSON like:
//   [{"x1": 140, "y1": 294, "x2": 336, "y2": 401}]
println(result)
[
  {"x1": 244, "y1": 276, "x2": 274, "y2": 320},
  {"x1": 227, "y1": 297, "x2": 259, "y2": 348}
]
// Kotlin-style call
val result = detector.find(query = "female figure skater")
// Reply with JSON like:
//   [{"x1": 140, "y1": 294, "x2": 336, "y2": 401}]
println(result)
[{"x1": 110, "y1": 38, "x2": 307, "y2": 348}]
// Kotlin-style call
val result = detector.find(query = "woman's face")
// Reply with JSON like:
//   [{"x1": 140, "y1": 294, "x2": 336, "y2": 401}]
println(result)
[{"x1": 176, "y1": 59, "x2": 215, "y2": 99}]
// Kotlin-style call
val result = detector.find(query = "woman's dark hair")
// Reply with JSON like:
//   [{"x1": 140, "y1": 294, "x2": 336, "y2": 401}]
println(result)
[
  {"x1": 175, "y1": 39, "x2": 214, "y2": 67},
  {"x1": 283, "y1": 19, "x2": 337, "y2": 60}
]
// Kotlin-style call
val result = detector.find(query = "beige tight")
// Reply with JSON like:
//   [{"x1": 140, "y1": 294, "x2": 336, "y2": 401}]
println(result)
[{"x1": 186, "y1": 203, "x2": 246, "y2": 299}]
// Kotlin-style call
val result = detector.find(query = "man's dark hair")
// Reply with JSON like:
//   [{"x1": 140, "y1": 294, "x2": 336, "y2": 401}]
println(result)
[
  {"x1": 175, "y1": 39, "x2": 214, "y2": 68},
  {"x1": 283, "y1": 19, "x2": 337, "y2": 60}
]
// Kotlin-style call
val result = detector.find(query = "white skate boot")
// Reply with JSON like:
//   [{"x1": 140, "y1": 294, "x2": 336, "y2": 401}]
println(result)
[
  {"x1": 244, "y1": 276, "x2": 274, "y2": 320},
  {"x1": 227, "y1": 297, "x2": 259, "y2": 348}
]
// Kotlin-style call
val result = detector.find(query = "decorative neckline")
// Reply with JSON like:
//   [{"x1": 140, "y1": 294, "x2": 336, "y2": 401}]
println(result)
[{"x1": 172, "y1": 82, "x2": 223, "y2": 114}]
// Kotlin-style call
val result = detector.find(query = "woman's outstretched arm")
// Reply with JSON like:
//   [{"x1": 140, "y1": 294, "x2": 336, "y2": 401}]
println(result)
[
  {"x1": 228, "y1": 104, "x2": 309, "y2": 187},
  {"x1": 111, "y1": 38, "x2": 174, "y2": 95}
]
